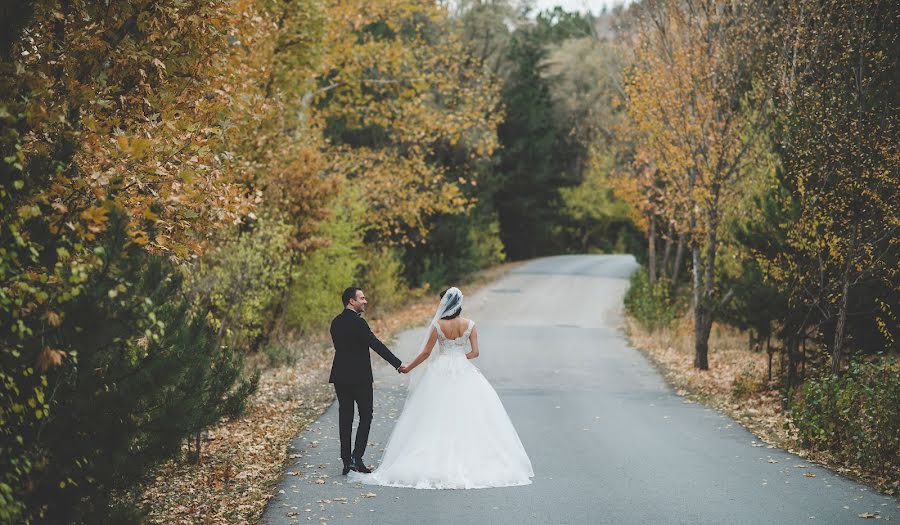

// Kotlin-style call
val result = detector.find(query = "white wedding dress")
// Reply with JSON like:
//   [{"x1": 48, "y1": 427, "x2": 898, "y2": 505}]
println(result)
[{"x1": 349, "y1": 319, "x2": 534, "y2": 489}]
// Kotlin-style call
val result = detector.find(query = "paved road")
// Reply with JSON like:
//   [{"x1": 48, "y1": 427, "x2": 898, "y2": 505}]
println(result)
[{"x1": 262, "y1": 255, "x2": 896, "y2": 525}]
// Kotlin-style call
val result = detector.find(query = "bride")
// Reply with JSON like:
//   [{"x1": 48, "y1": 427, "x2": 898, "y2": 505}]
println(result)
[{"x1": 349, "y1": 287, "x2": 534, "y2": 489}]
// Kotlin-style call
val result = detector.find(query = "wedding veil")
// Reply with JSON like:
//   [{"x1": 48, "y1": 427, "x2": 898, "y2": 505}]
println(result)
[{"x1": 407, "y1": 287, "x2": 463, "y2": 392}]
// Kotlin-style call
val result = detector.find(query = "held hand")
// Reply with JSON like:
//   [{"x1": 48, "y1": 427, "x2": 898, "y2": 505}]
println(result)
[{"x1": 398, "y1": 364, "x2": 410, "y2": 374}]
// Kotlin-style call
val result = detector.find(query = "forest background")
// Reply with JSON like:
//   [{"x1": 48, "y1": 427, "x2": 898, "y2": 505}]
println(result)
[{"x1": 0, "y1": 0, "x2": 896, "y2": 522}]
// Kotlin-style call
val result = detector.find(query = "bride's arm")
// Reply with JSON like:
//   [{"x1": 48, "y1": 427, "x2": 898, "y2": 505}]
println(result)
[
  {"x1": 465, "y1": 326, "x2": 479, "y2": 359},
  {"x1": 404, "y1": 327, "x2": 438, "y2": 372}
]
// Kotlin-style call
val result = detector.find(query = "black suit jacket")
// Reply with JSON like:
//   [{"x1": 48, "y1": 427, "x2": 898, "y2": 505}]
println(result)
[{"x1": 329, "y1": 309, "x2": 402, "y2": 383}]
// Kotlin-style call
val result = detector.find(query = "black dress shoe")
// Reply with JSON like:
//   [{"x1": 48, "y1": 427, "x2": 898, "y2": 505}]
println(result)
[
  {"x1": 351, "y1": 457, "x2": 372, "y2": 474},
  {"x1": 342, "y1": 461, "x2": 353, "y2": 475}
]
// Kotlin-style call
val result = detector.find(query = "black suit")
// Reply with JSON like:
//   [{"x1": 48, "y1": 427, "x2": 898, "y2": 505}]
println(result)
[{"x1": 329, "y1": 308, "x2": 402, "y2": 464}]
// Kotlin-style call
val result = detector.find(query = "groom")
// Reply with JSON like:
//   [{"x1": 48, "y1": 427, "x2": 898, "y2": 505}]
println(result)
[{"x1": 329, "y1": 287, "x2": 406, "y2": 475}]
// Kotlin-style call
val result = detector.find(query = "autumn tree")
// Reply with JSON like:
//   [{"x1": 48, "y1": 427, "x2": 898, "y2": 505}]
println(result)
[
  {"x1": 313, "y1": 0, "x2": 502, "y2": 245},
  {"x1": 0, "y1": 1, "x2": 307, "y2": 520},
  {"x1": 767, "y1": 0, "x2": 899, "y2": 373},
  {"x1": 624, "y1": 0, "x2": 772, "y2": 369}
]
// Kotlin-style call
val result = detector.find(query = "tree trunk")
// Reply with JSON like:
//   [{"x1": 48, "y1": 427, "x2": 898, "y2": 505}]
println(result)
[
  {"x1": 831, "y1": 223, "x2": 858, "y2": 374},
  {"x1": 672, "y1": 232, "x2": 686, "y2": 283},
  {"x1": 691, "y1": 232, "x2": 710, "y2": 369},
  {"x1": 786, "y1": 336, "x2": 799, "y2": 390},
  {"x1": 694, "y1": 207, "x2": 718, "y2": 371},
  {"x1": 779, "y1": 341, "x2": 786, "y2": 386},
  {"x1": 766, "y1": 333, "x2": 773, "y2": 382},
  {"x1": 648, "y1": 214, "x2": 657, "y2": 283},
  {"x1": 580, "y1": 228, "x2": 592, "y2": 253},
  {"x1": 704, "y1": 207, "x2": 718, "y2": 302},
  {"x1": 194, "y1": 432, "x2": 203, "y2": 464},
  {"x1": 800, "y1": 337, "x2": 806, "y2": 380},
  {"x1": 660, "y1": 224, "x2": 673, "y2": 280},
  {"x1": 694, "y1": 304, "x2": 712, "y2": 370}
]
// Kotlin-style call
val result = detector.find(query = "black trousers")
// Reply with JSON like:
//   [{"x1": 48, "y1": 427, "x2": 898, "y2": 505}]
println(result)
[{"x1": 333, "y1": 383, "x2": 374, "y2": 464}]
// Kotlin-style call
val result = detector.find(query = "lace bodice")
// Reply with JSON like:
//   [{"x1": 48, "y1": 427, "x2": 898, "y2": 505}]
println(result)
[{"x1": 434, "y1": 319, "x2": 474, "y2": 352}]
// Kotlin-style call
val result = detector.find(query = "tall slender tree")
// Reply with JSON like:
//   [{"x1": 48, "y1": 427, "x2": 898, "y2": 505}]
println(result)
[{"x1": 624, "y1": 0, "x2": 772, "y2": 369}]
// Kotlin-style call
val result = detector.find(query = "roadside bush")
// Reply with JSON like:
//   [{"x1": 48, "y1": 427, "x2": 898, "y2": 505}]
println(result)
[
  {"x1": 262, "y1": 342, "x2": 295, "y2": 368},
  {"x1": 284, "y1": 198, "x2": 363, "y2": 336},
  {"x1": 623, "y1": 267, "x2": 682, "y2": 332},
  {"x1": 187, "y1": 217, "x2": 294, "y2": 354},
  {"x1": 360, "y1": 247, "x2": 408, "y2": 314},
  {"x1": 1, "y1": 211, "x2": 256, "y2": 523},
  {"x1": 732, "y1": 364, "x2": 763, "y2": 400},
  {"x1": 467, "y1": 215, "x2": 506, "y2": 270},
  {"x1": 791, "y1": 358, "x2": 900, "y2": 486}
]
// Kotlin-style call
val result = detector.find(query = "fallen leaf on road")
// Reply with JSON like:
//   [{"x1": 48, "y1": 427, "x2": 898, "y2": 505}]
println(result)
[
  {"x1": 768, "y1": 459, "x2": 778, "y2": 463},
  {"x1": 363, "y1": 492, "x2": 377, "y2": 498},
  {"x1": 803, "y1": 473, "x2": 816, "y2": 478},
  {"x1": 857, "y1": 512, "x2": 880, "y2": 519},
  {"x1": 314, "y1": 479, "x2": 325, "y2": 484}
]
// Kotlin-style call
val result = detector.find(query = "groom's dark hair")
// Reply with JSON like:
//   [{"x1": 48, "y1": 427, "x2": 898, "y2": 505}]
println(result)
[
  {"x1": 439, "y1": 289, "x2": 462, "y2": 319},
  {"x1": 342, "y1": 287, "x2": 361, "y2": 306}
]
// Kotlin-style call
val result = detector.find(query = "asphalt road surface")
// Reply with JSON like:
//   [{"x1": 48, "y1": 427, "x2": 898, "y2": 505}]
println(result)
[{"x1": 262, "y1": 255, "x2": 896, "y2": 525}]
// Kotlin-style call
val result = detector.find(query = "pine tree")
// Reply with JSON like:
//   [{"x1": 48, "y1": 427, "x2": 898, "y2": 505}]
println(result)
[
  {"x1": 16, "y1": 210, "x2": 257, "y2": 523},
  {"x1": 493, "y1": 8, "x2": 592, "y2": 259}
]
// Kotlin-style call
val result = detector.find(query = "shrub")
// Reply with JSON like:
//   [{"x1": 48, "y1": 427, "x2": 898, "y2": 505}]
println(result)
[
  {"x1": 623, "y1": 267, "x2": 683, "y2": 332},
  {"x1": 732, "y1": 364, "x2": 763, "y2": 400},
  {"x1": 359, "y1": 247, "x2": 408, "y2": 314},
  {"x1": 187, "y1": 216, "x2": 294, "y2": 353},
  {"x1": 262, "y1": 342, "x2": 295, "y2": 368},
  {"x1": 284, "y1": 197, "x2": 363, "y2": 336},
  {"x1": 1, "y1": 212, "x2": 256, "y2": 523},
  {"x1": 791, "y1": 358, "x2": 900, "y2": 485},
  {"x1": 467, "y1": 215, "x2": 506, "y2": 269}
]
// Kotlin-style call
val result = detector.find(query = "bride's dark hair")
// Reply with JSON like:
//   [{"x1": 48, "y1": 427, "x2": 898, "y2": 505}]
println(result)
[{"x1": 439, "y1": 288, "x2": 462, "y2": 320}]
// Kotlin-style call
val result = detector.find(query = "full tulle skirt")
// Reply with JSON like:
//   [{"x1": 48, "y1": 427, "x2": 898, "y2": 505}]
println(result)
[{"x1": 349, "y1": 352, "x2": 533, "y2": 489}]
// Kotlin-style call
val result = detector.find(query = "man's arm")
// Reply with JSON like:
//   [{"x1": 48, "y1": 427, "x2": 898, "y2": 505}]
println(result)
[{"x1": 359, "y1": 318, "x2": 402, "y2": 369}]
